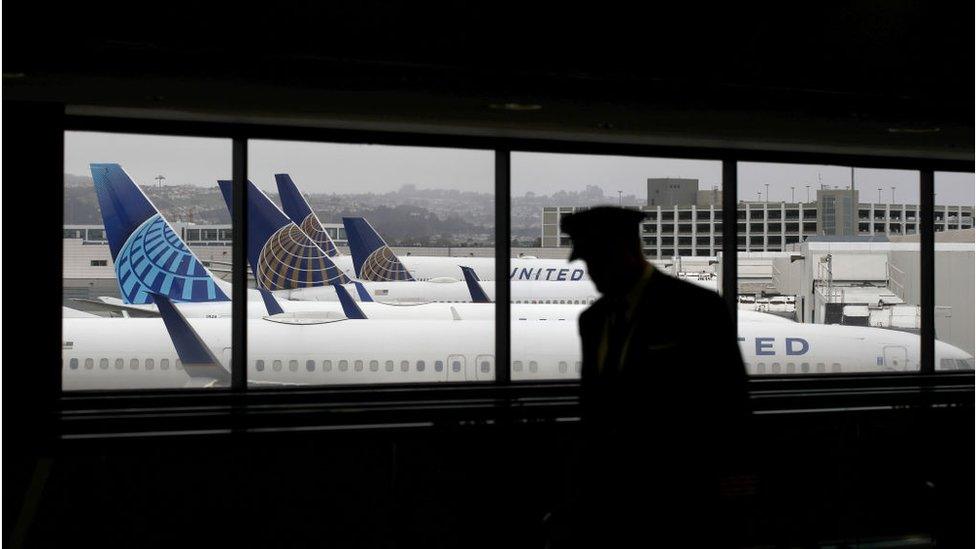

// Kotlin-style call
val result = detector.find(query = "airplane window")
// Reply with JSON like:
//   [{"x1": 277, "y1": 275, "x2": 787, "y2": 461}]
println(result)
[
  {"x1": 481, "y1": 361, "x2": 490, "y2": 373},
  {"x1": 785, "y1": 362, "x2": 795, "y2": 374},
  {"x1": 513, "y1": 360, "x2": 523, "y2": 372},
  {"x1": 69, "y1": 358, "x2": 79, "y2": 370},
  {"x1": 452, "y1": 360, "x2": 461, "y2": 372},
  {"x1": 99, "y1": 358, "x2": 109, "y2": 370},
  {"x1": 175, "y1": 360, "x2": 183, "y2": 371},
  {"x1": 289, "y1": 360, "x2": 299, "y2": 372},
  {"x1": 528, "y1": 361, "x2": 538, "y2": 373},
  {"x1": 256, "y1": 360, "x2": 265, "y2": 372},
  {"x1": 757, "y1": 363, "x2": 766, "y2": 374},
  {"x1": 115, "y1": 358, "x2": 124, "y2": 370},
  {"x1": 370, "y1": 360, "x2": 379, "y2": 372},
  {"x1": 161, "y1": 359, "x2": 170, "y2": 370},
  {"x1": 306, "y1": 360, "x2": 316, "y2": 372},
  {"x1": 385, "y1": 360, "x2": 394, "y2": 372},
  {"x1": 816, "y1": 363, "x2": 826, "y2": 373},
  {"x1": 831, "y1": 363, "x2": 842, "y2": 373},
  {"x1": 84, "y1": 358, "x2": 94, "y2": 370},
  {"x1": 129, "y1": 359, "x2": 138, "y2": 370},
  {"x1": 146, "y1": 359, "x2": 155, "y2": 371},
  {"x1": 575, "y1": 361, "x2": 582, "y2": 373},
  {"x1": 339, "y1": 360, "x2": 349, "y2": 372},
  {"x1": 434, "y1": 360, "x2": 443, "y2": 372},
  {"x1": 417, "y1": 360, "x2": 425, "y2": 372},
  {"x1": 354, "y1": 360, "x2": 364, "y2": 372},
  {"x1": 771, "y1": 363, "x2": 781, "y2": 374},
  {"x1": 323, "y1": 360, "x2": 332, "y2": 372},
  {"x1": 400, "y1": 360, "x2": 409, "y2": 372},
  {"x1": 558, "y1": 361, "x2": 567, "y2": 373},
  {"x1": 273, "y1": 360, "x2": 283, "y2": 372}
]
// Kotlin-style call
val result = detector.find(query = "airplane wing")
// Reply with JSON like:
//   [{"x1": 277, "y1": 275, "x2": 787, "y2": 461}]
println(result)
[{"x1": 152, "y1": 293, "x2": 231, "y2": 387}]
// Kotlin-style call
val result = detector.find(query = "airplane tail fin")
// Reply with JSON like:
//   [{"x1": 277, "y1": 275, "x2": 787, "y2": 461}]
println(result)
[
  {"x1": 90, "y1": 163, "x2": 229, "y2": 305},
  {"x1": 218, "y1": 180, "x2": 351, "y2": 290},
  {"x1": 352, "y1": 281, "x2": 374, "y2": 302},
  {"x1": 333, "y1": 283, "x2": 367, "y2": 319},
  {"x1": 152, "y1": 293, "x2": 231, "y2": 387},
  {"x1": 217, "y1": 179, "x2": 234, "y2": 216},
  {"x1": 275, "y1": 174, "x2": 341, "y2": 257},
  {"x1": 342, "y1": 217, "x2": 414, "y2": 281},
  {"x1": 460, "y1": 266, "x2": 492, "y2": 303},
  {"x1": 258, "y1": 288, "x2": 285, "y2": 316}
]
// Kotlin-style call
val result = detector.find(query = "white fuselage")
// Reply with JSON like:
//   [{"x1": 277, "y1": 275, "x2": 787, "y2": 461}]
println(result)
[
  {"x1": 61, "y1": 317, "x2": 972, "y2": 390},
  {"x1": 330, "y1": 255, "x2": 588, "y2": 282},
  {"x1": 278, "y1": 279, "x2": 601, "y2": 304}
]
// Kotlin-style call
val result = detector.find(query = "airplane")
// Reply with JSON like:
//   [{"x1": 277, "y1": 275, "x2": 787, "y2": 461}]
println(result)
[
  {"x1": 267, "y1": 173, "x2": 590, "y2": 282},
  {"x1": 62, "y1": 293, "x2": 973, "y2": 391},
  {"x1": 220, "y1": 178, "x2": 603, "y2": 304},
  {"x1": 83, "y1": 164, "x2": 818, "y2": 325},
  {"x1": 87, "y1": 162, "x2": 597, "y2": 311}
]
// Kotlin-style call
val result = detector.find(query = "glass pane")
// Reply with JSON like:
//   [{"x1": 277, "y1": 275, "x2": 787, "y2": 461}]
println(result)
[
  {"x1": 738, "y1": 163, "x2": 920, "y2": 374},
  {"x1": 248, "y1": 140, "x2": 494, "y2": 385},
  {"x1": 62, "y1": 132, "x2": 233, "y2": 390},
  {"x1": 934, "y1": 172, "x2": 974, "y2": 370},
  {"x1": 512, "y1": 152, "x2": 722, "y2": 380}
]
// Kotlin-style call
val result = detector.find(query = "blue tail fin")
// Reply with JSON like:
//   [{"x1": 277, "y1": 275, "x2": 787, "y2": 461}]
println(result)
[
  {"x1": 91, "y1": 163, "x2": 229, "y2": 305},
  {"x1": 342, "y1": 217, "x2": 414, "y2": 281},
  {"x1": 352, "y1": 281, "x2": 374, "y2": 302},
  {"x1": 233, "y1": 180, "x2": 350, "y2": 290},
  {"x1": 460, "y1": 266, "x2": 492, "y2": 303},
  {"x1": 152, "y1": 293, "x2": 231, "y2": 386},
  {"x1": 258, "y1": 288, "x2": 285, "y2": 316},
  {"x1": 217, "y1": 179, "x2": 234, "y2": 217},
  {"x1": 275, "y1": 174, "x2": 340, "y2": 257},
  {"x1": 333, "y1": 284, "x2": 367, "y2": 319}
]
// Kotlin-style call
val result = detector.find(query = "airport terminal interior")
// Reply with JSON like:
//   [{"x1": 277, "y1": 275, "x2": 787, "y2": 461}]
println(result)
[{"x1": 5, "y1": 3, "x2": 974, "y2": 547}]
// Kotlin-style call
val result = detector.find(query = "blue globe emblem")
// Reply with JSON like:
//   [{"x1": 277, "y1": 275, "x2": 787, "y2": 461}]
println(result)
[{"x1": 115, "y1": 214, "x2": 228, "y2": 304}]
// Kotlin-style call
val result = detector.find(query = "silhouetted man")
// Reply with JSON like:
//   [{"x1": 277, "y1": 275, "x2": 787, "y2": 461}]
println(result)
[{"x1": 555, "y1": 206, "x2": 749, "y2": 547}]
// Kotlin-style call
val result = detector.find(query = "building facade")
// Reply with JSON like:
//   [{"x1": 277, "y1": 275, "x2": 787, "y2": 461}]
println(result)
[{"x1": 542, "y1": 187, "x2": 973, "y2": 258}]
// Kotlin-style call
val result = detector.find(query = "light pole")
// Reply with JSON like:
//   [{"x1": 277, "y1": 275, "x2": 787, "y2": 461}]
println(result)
[
  {"x1": 154, "y1": 174, "x2": 165, "y2": 189},
  {"x1": 791, "y1": 186, "x2": 795, "y2": 202},
  {"x1": 765, "y1": 183, "x2": 770, "y2": 203},
  {"x1": 617, "y1": 190, "x2": 622, "y2": 206},
  {"x1": 891, "y1": 186, "x2": 895, "y2": 204},
  {"x1": 877, "y1": 188, "x2": 883, "y2": 203}
]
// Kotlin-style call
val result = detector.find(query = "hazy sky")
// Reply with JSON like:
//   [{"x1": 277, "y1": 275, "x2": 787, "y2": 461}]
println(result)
[{"x1": 65, "y1": 132, "x2": 974, "y2": 205}]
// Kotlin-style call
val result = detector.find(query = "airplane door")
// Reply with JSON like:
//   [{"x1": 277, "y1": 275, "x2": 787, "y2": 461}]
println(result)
[
  {"x1": 475, "y1": 354, "x2": 494, "y2": 381},
  {"x1": 447, "y1": 354, "x2": 466, "y2": 381},
  {"x1": 883, "y1": 345, "x2": 908, "y2": 370}
]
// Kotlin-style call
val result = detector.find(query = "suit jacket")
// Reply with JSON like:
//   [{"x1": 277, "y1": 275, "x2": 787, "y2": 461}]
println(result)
[{"x1": 573, "y1": 270, "x2": 749, "y2": 541}]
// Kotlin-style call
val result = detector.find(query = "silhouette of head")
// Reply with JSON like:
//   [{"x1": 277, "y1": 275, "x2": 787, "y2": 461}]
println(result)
[{"x1": 562, "y1": 207, "x2": 646, "y2": 297}]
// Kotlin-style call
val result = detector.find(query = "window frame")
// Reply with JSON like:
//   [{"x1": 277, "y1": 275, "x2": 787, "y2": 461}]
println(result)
[{"x1": 55, "y1": 115, "x2": 973, "y2": 434}]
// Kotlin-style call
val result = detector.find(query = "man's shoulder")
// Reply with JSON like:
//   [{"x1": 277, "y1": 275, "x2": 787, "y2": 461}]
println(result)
[{"x1": 579, "y1": 297, "x2": 609, "y2": 324}]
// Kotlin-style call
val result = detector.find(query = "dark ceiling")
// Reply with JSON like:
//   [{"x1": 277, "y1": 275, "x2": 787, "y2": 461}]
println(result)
[{"x1": 4, "y1": 1, "x2": 973, "y2": 159}]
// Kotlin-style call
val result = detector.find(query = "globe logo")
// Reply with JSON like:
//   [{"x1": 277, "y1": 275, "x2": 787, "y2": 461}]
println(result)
[
  {"x1": 256, "y1": 224, "x2": 348, "y2": 290},
  {"x1": 115, "y1": 214, "x2": 228, "y2": 304}
]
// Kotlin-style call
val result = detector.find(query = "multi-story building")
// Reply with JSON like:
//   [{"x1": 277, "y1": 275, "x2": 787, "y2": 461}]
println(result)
[{"x1": 541, "y1": 184, "x2": 973, "y2": 258}]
